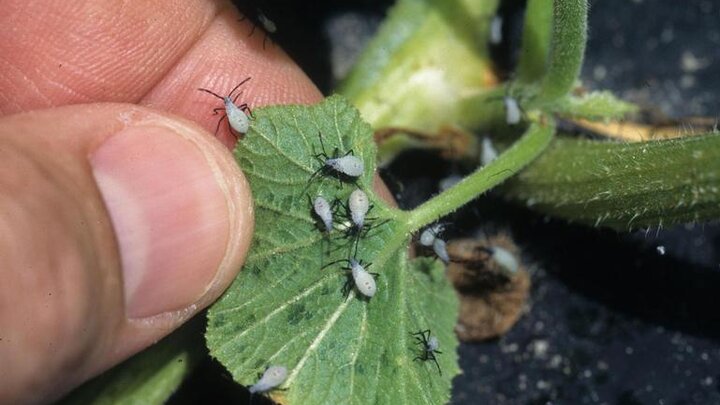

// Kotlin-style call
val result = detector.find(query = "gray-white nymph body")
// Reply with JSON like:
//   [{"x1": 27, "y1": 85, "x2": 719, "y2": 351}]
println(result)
[
  {"x1": 504, "y1": 96, "x2": 521, "y2": 125},
  {"x1": 427, "y1": 336, "x2": 440, "y2": 352},
  {"x1": 223, "y1": 99, "x2": 250, "y2": 134},
  {"x1": 433, "y1": 238, "x2": 450, "y2": 264},
  {"x1": 481, "y1": 137, "x2": 499, "y2": 166},
  {"x1": 490, "y1": 246, "x2": 519, "y2": 275},
  {"x1": 420, "y1": 223, "x2": 445, "y2": 247},
  {"x1": 257, "y1": 11, "x2": 277, "y2": 33},
  {"x1": 310, "y1": 132, "x2": 365, "y2": 183},
  {"x1": 349, "y1": 258, "x2": 377, "y2": 298},
  {"x1": 249, "y1": 365, "x2": 287, "y2": 394},
  {"x1": 198, "y1": 78, "x2": 252, "y2": 135},
  {"x1": 313, "y1": 196, "x2": 333, "y2": 232},
  {"x1": 328, "y1": 155, "x2": 364, "y2": 178},
  {"x1": 348, "y1": 189, "x2": 370, "y2": 229},
  {"x1": 490, "y1": 16, "x2": 503, "y2": 45},
  {"x1": 419, "y1": 223, "x2": 450, "y2": 263}
]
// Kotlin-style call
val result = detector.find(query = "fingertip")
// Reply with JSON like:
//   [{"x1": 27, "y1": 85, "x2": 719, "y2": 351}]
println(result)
[
  {"x1": 141, "y1": 6, "x2": 323, "y2": 147},
  {"x1": 90, "y1": 116, "x2": 254, "y2": 320}
]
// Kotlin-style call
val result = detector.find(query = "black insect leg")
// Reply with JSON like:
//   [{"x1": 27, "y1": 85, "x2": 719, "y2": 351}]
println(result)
[
  {"x1": 428, "y1": 352, "x2": 442, "y2": 376},
  {"x1": 213, "y1": 114, "x2": 228, "y2": 136}
]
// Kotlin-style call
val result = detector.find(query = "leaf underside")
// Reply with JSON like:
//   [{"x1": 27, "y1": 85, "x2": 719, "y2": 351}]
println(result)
[{"x1": 206, "y1": 96, "x2": 459, "y2": 405}]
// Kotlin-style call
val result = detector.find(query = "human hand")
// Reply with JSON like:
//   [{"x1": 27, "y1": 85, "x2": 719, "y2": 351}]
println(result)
[{"x1": 0, "y1": 1, "x2": 322, "y2": 403}]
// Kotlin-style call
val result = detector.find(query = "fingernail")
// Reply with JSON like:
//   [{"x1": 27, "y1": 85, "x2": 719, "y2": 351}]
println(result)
[{"x1": 91, "y1": 124, "x2": 234, "y2": 318}]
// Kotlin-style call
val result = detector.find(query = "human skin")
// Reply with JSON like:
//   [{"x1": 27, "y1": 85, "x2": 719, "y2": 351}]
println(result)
[{"x1": 0, "y1": 1, "x2": 332, "y2": 403}]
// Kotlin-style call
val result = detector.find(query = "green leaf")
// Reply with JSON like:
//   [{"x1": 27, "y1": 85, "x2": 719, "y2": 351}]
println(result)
[
  {"x1": 534, "y1": 0, "x2": 588, "y2": 105},
  {"x1": 59, "y1": 319, "x2": 204, "y2": 405},
  {"x1": 516, "y1": 0, "x2": 553, "y2": 83},
  {"x1": 551, "y1": 91, "x2": 638, "y2": 121},
  {"x1": 500, "y1": 132, "x2": 720, "y2": 230},
  {"x1": 206, "y1": 95, "x2": 460, "y2": 405}
]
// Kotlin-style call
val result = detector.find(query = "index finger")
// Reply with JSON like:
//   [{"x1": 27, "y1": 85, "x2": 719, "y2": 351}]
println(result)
[{"x1": 0, "y1": 0, "x2": 323, "y2": 147}]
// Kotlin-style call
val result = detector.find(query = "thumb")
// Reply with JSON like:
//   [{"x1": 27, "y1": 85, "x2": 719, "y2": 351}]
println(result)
[{"x1": 0, "y1": 103, "x2": 253, "y2": 404}]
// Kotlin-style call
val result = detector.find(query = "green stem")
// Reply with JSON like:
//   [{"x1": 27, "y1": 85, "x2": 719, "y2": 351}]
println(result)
[
  {"x1": 405, "y1": 119, "x2": 556, "y2": 231},
  {"x1": 534, "y1": 0, "x2": 588, "y2": 105},
  {"x1": 500, "y1": 132, "x2": 720, "y2": 230},
  {"x1": 516, "y1": 0, "x2": 553, "y2": 83}
]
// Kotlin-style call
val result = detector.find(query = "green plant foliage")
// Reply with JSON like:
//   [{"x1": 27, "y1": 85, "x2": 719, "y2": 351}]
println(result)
[
  {"x1": 534, "y1": 0, "x2": 588, "y2": 105},
  {"x1": 552, "y1": 91, "x2": 638, "y2": 121},
  {"x1": 59, "y1": 320, "x2": 204, "y2": 405},
  {"x1": 206, "y1": 96, "x2": 460, "y2": 405},
  {"x1": 501, "y1": 132, "x2": 720, "y2": 230},
  {"x1": 516, "y1": 0, "x2": 553, "y2": 84}
]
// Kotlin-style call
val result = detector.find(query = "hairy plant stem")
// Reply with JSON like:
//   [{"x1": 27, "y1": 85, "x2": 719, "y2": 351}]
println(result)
[
  {"x1": 516, "y1": 0, "x2": 553, "y2": 83},
  {"x1": 403, "y1": 119, "x2": 556, "y2": 232},
  {"x1": 533, "y1": 0, "x2": 588, "y2": 105}
]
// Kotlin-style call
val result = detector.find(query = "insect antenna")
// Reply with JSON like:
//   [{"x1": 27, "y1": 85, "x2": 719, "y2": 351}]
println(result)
[
  {"x1": 197, "y1": 87, "x2": 224, "y2": 101},
  {"x1": 229, "y1": 76, "x2": 252, "y2": 97},
  {"x1": 321, "y1": 258, "x2": 350, "y2": 270}
]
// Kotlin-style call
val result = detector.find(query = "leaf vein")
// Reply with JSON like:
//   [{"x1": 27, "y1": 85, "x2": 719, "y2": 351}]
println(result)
[
  {"x1": 216, "y1": 275, "x2": 337, "y2": 352},
  {"x1": 285, "y1": 293, "x2": 355, "y2": 386}
]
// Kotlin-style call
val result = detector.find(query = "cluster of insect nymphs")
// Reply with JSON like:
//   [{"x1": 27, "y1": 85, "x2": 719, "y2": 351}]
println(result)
[
  {"x1": 307, "y1": 132, "x2": 445, "y2": 375},
  {"x1": 419, "y1": 223, "x2": 451, "y2": 264},
  {"x1": 307, "y1": 131, "x2": 383, "y2": 299}
]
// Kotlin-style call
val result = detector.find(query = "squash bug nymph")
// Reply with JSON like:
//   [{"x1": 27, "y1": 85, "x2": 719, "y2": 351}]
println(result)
[
  {"x1": 411, "y1": 329, "x2": 443, "y2": 375},
  {"x1": 419, "y1": 223, "x2": 445, "y2": 247},
  {"x1": 419, "y1": 223, "x2": 450, "y2": 263},
  {"x1": 312, "y1": 196, "x2": 334, "y2": 233},
  {"x1": 198, "y1": 77, "x2": 253, "y2": 136},
  {"x1": 490, "y1": 16, "x2": 503, "y2": 45},
  {"x1": 257, "y1": 11, "x2": 277, "y2": 34},
  {"x1": 433, "y1": 238, "x2": 450, "y2": 264},
  {"x1": 481, "y1": 137, "x2": 499, "y2": 166},
  {"x1": 490, "y1": 246, "x2": 519, "y2": 275},
  {"x1": 349, "y1": 258, "x2": 377, "y2": 298},
  {"x1": 239, "y1": 8, "x2": 277, "y2": 49},
  {"x1": 504, "y1": 96, "x2": 521, "y2": 125},
  {"x1": 249, "y1": 365, "x2": 287, "y2": 395},
  {"x1": 324, "y1": 257, "x2": 378, "y2": 298},
  {"x1": 348, "y1": 189, "x2": 370, "y2": 230},
  {"x1": 308, "y1": 132, "x2": 364, "y2": 186}
]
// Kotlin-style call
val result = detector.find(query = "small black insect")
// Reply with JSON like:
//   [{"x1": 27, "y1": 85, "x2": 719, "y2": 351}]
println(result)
[
  {"x1": 238, "y1": 8, "x2": 277, "y2": 49},
  {"x1": 411, "y1": 329, "x2": 442, "y2": 375}
]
